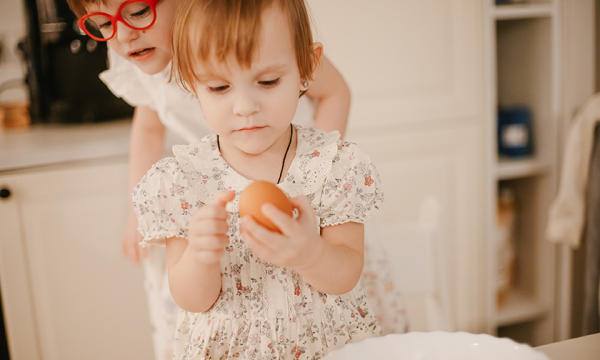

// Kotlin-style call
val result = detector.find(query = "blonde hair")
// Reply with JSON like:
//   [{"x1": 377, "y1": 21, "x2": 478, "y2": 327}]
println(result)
[
  {"x1": 67, "y1": 0, "x2": 108, "y2": 18},
  {"x1": 172, "y1": 0, "x2": 318, "y2": 93}
]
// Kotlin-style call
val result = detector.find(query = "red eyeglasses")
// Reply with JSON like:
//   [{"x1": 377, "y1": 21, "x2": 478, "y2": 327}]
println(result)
[{"x1": 78, "y1": 0, "x2": 161, "y2": 42}]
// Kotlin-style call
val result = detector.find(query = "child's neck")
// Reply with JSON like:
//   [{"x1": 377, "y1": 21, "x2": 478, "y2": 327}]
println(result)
[{"x1": 219, "y1": 127, "x2": 297, "y2": 184}]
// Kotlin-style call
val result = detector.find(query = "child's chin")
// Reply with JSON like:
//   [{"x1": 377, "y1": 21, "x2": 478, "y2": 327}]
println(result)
[{"x1": 135, "y1": 58, "x2": 169, "y2": 75}]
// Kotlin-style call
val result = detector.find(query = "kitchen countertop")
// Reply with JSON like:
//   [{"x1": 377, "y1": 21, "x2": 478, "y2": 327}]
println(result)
[
  {"x1": 0, "y1": 119, "x2": 183, "y2": 172},
  {"x1": 536, "y1": 333, "x2": 600, "y2": 360},
  {"x1": 0, "y1": 120, "x2": 132, "y2": 172}
]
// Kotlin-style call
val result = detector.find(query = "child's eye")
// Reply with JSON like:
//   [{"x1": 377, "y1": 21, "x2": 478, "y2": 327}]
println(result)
[
  {"x1": 130, "y1": 5, "x2": 151, "y2": 18},
  {"x1": 99, "y1": 20, "x2": 112, "y2": 30},
  {"x1": 258, "y1": 78, "x2": 281, "y2": 88},
  {"x1": 207, "y1": 85, "x2": 230, "y2": 94}
]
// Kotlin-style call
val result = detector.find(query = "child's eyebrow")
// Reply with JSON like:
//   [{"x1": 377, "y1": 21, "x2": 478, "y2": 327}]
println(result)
[
  {"x1": 197, "y1": 74, "x2": 222, "y2": 82},
  {"x1": 196, "y1": 69, "x2": 227, "y2": 82},
  {"x1": 196, "y1": 63, "x2": 289, "y2": 82},
  {"x1": 254, "y1": 63, "x2": 289, "y2": 76}
]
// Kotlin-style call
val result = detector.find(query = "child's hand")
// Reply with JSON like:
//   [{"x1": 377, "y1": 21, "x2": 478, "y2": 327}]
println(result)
[
  {"x1": 240, "y1": 195, "x2": 323, "y2": 270},
  {"x1": 187, "y1": 190, "x2": 235, "y2": 265},
  {"x1": 121, "y1": 212, "x2": 147, "y2": 265}
]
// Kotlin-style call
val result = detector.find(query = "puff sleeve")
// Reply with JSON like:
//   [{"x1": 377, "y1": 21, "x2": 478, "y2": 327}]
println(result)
[
  {"x1": 132, "y1": 157, "x2": 199, "y2": 246},
  {"x1": 99, "y1": 46, "x2": 157, "y2": 110},
  {"x1": 316, "y1": 141, "x2": 384, "y2": 227}
]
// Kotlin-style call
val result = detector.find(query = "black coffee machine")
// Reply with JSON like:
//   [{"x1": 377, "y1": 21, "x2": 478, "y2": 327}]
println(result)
[{"x1": 20, "y1": 0, "x2": 133, "y2": 123}]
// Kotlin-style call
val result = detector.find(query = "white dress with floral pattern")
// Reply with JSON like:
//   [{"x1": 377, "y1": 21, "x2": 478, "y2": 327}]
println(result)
[{"x1": 133, "y1": 126, "x2": 384, "y2": 360}]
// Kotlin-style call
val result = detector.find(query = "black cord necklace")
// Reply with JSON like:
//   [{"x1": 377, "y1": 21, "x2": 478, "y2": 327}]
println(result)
[{"x1": 217, "y1": 124, "x2": 293, "y2": 184}]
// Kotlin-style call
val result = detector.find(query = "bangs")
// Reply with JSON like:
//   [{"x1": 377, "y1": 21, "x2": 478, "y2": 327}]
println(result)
[
  {"x1": 173, "y1": 0, "x2": 273, "y2": 92},
  {"x1": 172, "y1": 0, "x2": 317, "y2": 93}
]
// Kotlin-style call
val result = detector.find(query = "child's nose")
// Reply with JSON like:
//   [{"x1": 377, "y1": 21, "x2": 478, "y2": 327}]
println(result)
[
  {"x1": 115, "y1": 22, "x2": 140, "y2": 43},
  {"x1": 233, "y1": 91, "x2": 260, "y2": 117}
]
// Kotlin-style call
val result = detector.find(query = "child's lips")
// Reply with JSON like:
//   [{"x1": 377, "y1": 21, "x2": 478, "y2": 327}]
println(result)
[
  {"x1": 128, "y1": 47, "x2": 156, "y2": 61},
  {"x1": 238, "y1": 126, "x2": 265, "y2": 132}
]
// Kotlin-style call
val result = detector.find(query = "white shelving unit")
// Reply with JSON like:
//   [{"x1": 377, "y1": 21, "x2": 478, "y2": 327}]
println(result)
[
  {"x1": 497, "y1": 157, "x2": 552, "y2": 180},
  {"x1": 496, "y1": 289, "x2": 552, "y2": 327},
  {"x1": 484, "y1": 0, "x2": 560, "y2": 346},
  {"x1": 491, "y1": 3, "x2": 554, "y2": 20}
]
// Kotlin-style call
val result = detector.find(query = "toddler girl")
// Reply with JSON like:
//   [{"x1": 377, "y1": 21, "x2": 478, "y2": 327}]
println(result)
[
  {"x1": 133, "y1": 0, "x2": 383, "y2": 358},
  {"x1": 68, "y1": 0, "x2": 407, "y2": 357}
]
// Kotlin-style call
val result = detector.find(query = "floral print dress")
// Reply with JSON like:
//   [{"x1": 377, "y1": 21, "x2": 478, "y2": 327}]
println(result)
[{"x1": 133, "y1": 126, "x2": 384, "y2": 360}]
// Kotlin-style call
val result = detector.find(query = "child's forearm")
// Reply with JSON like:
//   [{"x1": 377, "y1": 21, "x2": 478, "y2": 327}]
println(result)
[
  {"x1": 294, "y1": 239, "x2": 363, "y2": 295},
  {"x1": 167, "y1": 240, "x2": 223, "y2": 313},
  {"x1": 129, "y1": 106, "x2": 165, "y2": 201},
  {"x1": 306, "y1": 56, "x2": 351, "y2": 139}
]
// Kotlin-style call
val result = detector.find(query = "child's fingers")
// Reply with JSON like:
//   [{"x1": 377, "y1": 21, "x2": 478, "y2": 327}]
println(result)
[
  {"x1": 122, "y1": 218, "x2": 145, "y2": 265},
  {"x1": 195, "y1": 205, "x2": 229, "y2": 222},
  {"x1": 192, "y1": 191, "x2": 234, "y2": 223},
  {"x1": 122, "y1": 238, "x2": 139, "y2": 265},
  {"x1": 289, "y1": 194, "x2": 310, "y2": 209},
  {"x1": 261, "y1": 203, "x2": 295, "y2": 233},
  {"x1": 241, "y1": 216, "x2": 277, "y2": 244},
  {"x1": 211, "y1": 190, "x2": 236, "y2": 208},
  {"x1": 289, "y1": 195, "x2": 315, "y2": 220},
  {"x1": 199, "y1": 234, "x2": 230, "y2": 250},
  {"x1": 191, "y1": 218, "x2": 229, "y2": 236},
  {"x1": 125, "y1": 236, "x2": 143, "y2": 265},
  {"x1": 241, "y1": 215, "x2": 282, "y2": 241},
  {"x1": 240, "y1": 217, "x2": 275, "y2": 258}
]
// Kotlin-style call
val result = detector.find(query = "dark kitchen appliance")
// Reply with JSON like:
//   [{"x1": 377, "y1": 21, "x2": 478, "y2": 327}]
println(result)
[{"x1": 20, "y1": 0, "x2": 133, "y2": 123}]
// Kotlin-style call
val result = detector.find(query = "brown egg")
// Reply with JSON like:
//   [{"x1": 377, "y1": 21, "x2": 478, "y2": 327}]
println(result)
[{"x1": 239, "y1": 180, "x2": 293, "y2": 233}]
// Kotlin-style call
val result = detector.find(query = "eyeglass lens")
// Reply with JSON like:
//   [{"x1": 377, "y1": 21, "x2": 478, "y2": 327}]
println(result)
[{"x1": 83, "y1": 1, "x2": 155, "y2": 40}]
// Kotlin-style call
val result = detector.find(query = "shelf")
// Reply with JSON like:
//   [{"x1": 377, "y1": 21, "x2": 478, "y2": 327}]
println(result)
[
  {"x1": 496, "y1": 157, "x2": 551, "y2": 180},
  {"x1": 491, "y1": 4, "x2": 554, "y2": 20},
  {"x1": 497, "y1": 290, "x2": 551, "y2": 327},
  {"x1": 486, "y1": 0, "x2": 559, "y2": 345}
]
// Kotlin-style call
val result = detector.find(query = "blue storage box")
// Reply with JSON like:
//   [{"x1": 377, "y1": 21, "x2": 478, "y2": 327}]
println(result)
[{"x1": 497, "y1": 107, "x2": 534, "y2": 158}]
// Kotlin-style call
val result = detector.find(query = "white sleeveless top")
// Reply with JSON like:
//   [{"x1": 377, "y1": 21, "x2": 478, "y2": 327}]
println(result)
[{"x1": 100, "y1": 47, "x2": 316, "y2": 144}]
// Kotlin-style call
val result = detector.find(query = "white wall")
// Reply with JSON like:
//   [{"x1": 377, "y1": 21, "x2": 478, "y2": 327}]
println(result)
[{"x1": 0, "y1": 0, "x2": 28, "y2": 104}]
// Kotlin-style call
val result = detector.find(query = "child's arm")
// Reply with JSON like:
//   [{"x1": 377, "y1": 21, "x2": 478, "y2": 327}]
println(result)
[
  {"x1": 305, "y1": 55, "x2": 351, "y2": 139},
  {"x1": 165, "y1": 191, "x2": 236, "y2": 313},
  {"x1": 241, "y1": 196, "x2": 364, "y2": 295},
  {"x1": 122, "y1": 106, "x2": 166, "y2": 265},
  {"x1": 297, "y1": 221, "x2": 364, "y2": 294}
]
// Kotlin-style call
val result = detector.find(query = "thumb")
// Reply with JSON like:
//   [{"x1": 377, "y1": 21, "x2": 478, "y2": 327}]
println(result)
[{"x1": 211, "y1": 190, "x2": 236, "y2": 208}]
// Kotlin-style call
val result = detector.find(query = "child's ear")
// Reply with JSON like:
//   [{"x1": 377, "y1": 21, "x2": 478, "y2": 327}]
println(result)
[
  {"x1": 312, "y1": 42, "x2": 323, "y2": 69},
  {"x1": 299, "y1": 42, "x2": 324, "y2": 95}
]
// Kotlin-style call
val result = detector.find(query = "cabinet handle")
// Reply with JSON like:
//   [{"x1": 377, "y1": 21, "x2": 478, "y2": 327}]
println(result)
[{"x1": 0, "y1": 188, "x2": 11, "y2": 199}]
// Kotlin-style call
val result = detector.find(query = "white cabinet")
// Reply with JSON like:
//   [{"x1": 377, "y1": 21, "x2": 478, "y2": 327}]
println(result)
[
  {"x1": 308, "y1": 0, "x2": 488, "y2": 332},
  {"x1": 0, "y1": 157, "x2": 153, "y2": 360}
]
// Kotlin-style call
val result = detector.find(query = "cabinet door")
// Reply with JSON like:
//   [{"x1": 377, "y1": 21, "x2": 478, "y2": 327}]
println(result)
[
  {"x1": 307, "y1": 0, "x2": 487, "y2": 332},
  {"x1": 0, "y1": 158, "x2": 153, "y2": 360}
]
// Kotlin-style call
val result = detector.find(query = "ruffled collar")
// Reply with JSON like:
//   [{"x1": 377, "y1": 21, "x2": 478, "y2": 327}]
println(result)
[{"x1": 172, "y1": 125, "x2": 340, "y2": 212}]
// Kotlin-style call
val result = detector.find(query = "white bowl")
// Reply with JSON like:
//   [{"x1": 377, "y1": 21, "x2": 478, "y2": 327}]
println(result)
[{"x1": 323, "y1": 331, "x2": 550, "y2": 360}]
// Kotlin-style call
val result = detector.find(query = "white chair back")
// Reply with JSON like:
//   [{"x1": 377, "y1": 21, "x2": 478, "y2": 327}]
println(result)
[{"x1": 372, "y1": 196, "x2": 454, "y2": 331}]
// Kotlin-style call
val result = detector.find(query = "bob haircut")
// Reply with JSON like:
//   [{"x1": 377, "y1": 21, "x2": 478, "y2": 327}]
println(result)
[{"x1": 172, "y1": 0, "x2": 318, "y2": 93}]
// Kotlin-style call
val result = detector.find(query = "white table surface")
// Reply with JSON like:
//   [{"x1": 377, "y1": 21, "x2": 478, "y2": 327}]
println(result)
[{"x1": 536, "y1": 333, "x2": 600, "y2": 360}]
